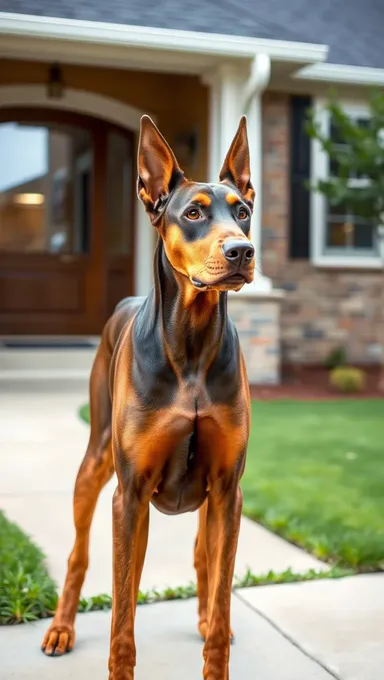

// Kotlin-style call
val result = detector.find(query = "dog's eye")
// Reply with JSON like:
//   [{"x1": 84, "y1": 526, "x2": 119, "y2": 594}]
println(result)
[
  {"x1": 238, "y1": 207, "x2": 249, "y2": 220},
  {"x1": 185, "y1": 208, "x2": 201, "y2": 220}
]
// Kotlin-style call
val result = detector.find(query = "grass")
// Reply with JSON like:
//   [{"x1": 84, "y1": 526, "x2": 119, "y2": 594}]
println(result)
[
  {"x1": 1, "y1": 504, "x2": 353, "y2": 625},
  {"x1": 79, "y1": 403, "x2": 90, "y2": 424},
  {"x1": 76, "y1": 565, "x2": 353, "y2": 614},
  {"x1": 0, "y1": 511, "x2": 58, "y2": 624},
  {"x1": 242, "y1": 399, "x2": 384, "y2": 572}
]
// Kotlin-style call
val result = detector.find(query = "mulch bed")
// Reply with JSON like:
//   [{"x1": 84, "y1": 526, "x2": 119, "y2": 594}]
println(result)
[{"x1": 250, "y1": 366, "x2": 384, "y2": 401}]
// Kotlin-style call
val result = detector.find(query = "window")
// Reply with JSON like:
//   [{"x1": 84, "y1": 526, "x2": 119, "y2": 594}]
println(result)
[
  {"x1": 0, "y1": 121, "x2": 92, "y2": 254},
  {"x1": 311, "y1": 101, "x2": 381, "y2": 268}
]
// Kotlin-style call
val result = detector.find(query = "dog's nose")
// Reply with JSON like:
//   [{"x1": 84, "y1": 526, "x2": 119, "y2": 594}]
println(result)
[{"x1": 222, "y1": 239, "x2": 255, "y2": 267}]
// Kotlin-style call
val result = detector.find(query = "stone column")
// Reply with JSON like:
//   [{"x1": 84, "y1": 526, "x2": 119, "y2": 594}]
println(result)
[{"x1": 228, "y1": 289, "x2": 284, "y2": 385}]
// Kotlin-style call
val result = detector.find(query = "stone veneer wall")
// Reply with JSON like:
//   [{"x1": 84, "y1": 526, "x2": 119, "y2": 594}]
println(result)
[
  {"x1": 261, "y1": 92, "x2": 383, "y2": 366},
  {"x1": 228, "y1": 293, "x2": 284, "y2": 385}
]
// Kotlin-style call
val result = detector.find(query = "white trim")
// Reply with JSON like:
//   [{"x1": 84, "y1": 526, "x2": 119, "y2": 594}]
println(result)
[
  {"x1": 312, "y1": 256, "x2": 383, "y2": 269},
  {"x1": 0, "y1": 84, "x2": 149, "y2": 131},
  {"x1": 310, "y1": 99, "x2": 381, "y2": 269},
  {"x1": 295, "y1": 62, "x2": 384, "y2": 86},
  {"x1": 0, "y1": 12, "x2": 328, "y2": 63}
]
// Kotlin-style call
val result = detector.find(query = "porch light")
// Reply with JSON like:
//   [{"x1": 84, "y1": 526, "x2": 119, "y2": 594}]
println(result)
[
  {"x1": 14, "y1": 193, "x2": 45, "y2": 205},
  {"x1": 47, "y1": 63, "x2": 65, "y2": 99}
]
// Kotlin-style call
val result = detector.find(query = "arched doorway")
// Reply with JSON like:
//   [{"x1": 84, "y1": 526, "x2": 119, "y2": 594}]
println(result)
[{"x1": 0, "y1": 107, "x2": 135, "y2": 335}]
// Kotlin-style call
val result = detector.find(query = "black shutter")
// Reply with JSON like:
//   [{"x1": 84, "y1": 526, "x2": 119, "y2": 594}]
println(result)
[{"x1": 289, "y1": 95, "x2": 311, "y2": 259}]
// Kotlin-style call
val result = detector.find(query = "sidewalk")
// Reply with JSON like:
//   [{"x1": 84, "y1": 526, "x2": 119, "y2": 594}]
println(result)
[
  {"x1": 238, "y1": 573, "x2": 384, "y2": 680},
  {"x1": 1, "y1": 597, "x2": 334, "y2": 680}
]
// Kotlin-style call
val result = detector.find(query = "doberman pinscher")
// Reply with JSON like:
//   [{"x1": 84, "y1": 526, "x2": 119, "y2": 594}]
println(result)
[{"x1": 42, "y1": 114, "x2": 255, "y2": 679}]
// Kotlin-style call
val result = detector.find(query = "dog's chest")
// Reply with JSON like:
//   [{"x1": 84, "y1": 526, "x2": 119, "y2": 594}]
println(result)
[{"x1": 171, "y1": 377, "x2": 215, "y2": 418}]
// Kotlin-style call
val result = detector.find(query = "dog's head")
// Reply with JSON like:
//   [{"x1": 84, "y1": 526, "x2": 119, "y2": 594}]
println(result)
[{"x1": 137, "y1": 115, "x2": 255, "y2": 292}]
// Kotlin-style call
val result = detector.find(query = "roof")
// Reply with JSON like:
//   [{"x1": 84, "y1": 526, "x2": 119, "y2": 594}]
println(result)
[{"x1": 1, "y1": 0, "x2": 383, "y2": 69}]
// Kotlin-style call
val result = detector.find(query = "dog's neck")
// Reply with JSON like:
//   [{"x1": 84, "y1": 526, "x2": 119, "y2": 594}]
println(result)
[{"x1": 153, "y1": 239, "x2": 228, "y2": 379}]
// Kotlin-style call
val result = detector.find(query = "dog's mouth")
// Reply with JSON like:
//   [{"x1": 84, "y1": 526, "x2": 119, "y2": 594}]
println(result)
[{"x1": 191, "y1": 273, "x2": 249, "y2": 291}]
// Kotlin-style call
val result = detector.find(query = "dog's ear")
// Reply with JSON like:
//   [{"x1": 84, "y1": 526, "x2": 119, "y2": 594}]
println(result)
[
  {"x1": 137, "y1": 115, "x2": 185, "y2": 224},
  {"x1": 219, "y1": 116, "x2": 254, "y2": 209}
]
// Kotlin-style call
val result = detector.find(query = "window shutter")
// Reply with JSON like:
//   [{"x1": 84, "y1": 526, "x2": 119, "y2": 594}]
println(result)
[{"x1": 289, "y1": 96, "x2": 311, "y2": 259}]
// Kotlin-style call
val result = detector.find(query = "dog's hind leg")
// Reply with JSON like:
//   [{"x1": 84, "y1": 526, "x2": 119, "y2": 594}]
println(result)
[
  {"x1": 42, "y1": 344, "x2": 114, "y2": 657},
  {"x1": 194, "y1": 500, "x2": 209, "y2": 640}
]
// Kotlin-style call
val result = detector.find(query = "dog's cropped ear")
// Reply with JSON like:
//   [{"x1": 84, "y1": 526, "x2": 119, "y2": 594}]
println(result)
[
  {"x1": 219, "y1": 116, "x2": 254, "y2": 209},
  {"x1": 137, "y1": 115, "x2": 185, "y2": 224}
]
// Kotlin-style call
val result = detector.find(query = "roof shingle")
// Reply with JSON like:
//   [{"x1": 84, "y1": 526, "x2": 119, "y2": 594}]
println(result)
[{"x1": 1, "y1": 0, "x2": 383, "y2": 69}]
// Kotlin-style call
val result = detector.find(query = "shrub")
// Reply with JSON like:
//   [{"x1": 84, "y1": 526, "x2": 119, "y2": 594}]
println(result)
[
  {"x1": 329, "y1": 366, "x2": 366, "y2": 393},
  {"x1": 324, "y1": 346, "x2": 348, "y2": 370}
]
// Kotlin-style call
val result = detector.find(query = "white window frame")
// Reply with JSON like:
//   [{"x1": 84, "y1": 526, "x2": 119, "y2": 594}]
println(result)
[{"x1": 310, "y1": 99, "x2": 382, "y2": 269}]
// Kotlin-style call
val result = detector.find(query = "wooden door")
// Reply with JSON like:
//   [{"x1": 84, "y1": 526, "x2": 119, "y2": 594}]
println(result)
[{"x1": 0, "y1": 109, "x2": 134, "y2": 335}]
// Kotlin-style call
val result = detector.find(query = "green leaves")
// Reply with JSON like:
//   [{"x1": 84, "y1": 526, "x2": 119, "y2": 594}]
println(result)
[
  {"x1": 0, "y1": 511, "x2": 58, "y2": 625},
  {"x1": 306, "y1": 89, "x2": 384, "y2": 222}
]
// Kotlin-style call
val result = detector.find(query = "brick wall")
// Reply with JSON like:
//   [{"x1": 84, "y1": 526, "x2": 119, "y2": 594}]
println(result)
[{"x1": 261, "y1": 92, "x2": 383, "y2": 366}]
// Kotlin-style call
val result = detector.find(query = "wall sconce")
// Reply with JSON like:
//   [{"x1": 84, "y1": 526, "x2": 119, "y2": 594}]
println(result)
[
  {"x1": 47, "y1": 63, "x2": 65, "y2": 99},
  {"x1": 173, "y1": 129, "x2": 199, "y2": 169},
  {"x1": 14, "y1": 193, "x2": 45, "y2": 206}
]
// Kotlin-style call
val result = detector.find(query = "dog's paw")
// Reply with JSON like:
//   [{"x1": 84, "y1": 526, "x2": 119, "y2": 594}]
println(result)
[{"x1": 41, "y1": 623, "x2": 75, "y2": 657}]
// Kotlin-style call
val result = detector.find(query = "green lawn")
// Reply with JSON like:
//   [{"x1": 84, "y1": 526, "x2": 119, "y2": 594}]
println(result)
[{"x1": 242, "y1": 399, "x2": 384, "y2": 571}]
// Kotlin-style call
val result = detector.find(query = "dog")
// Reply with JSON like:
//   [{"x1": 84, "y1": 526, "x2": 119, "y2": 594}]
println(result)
[{"x1": 42, "y1": 114, "x2": 255, "y2": 679}]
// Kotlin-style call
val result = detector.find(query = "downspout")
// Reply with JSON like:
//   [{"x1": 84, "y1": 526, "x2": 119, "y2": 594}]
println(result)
[{"x1": 242, "y1": 53, "x2": 271, "y2": 112}]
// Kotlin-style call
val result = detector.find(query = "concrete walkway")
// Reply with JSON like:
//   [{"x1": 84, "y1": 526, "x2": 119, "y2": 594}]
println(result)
[
  {"x1": 2, "y1": 576, "x2": 383, "y2": 680},
  {"x1": 2, "y1": 598, "x2": 335, "y2": 680},
  {"x1": 0, "y1": 385, "x2": 325, "y2": 595},
  {"x1": 239, "y1": 573, "x2": 384, "y2": 680}
]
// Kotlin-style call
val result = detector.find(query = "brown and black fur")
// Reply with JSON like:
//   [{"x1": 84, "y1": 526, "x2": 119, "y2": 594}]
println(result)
[{"x1": 42, "y1": 115, "x2": 256, "y2": 679}]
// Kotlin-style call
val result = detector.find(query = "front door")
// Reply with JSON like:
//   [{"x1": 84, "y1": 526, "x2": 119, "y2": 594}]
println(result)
[{"x1": 0, "y1": 109, "x2": 134, "y2": 335}]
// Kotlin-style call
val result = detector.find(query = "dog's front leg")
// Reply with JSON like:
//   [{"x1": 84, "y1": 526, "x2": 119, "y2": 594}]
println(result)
[
  {"x1": 203, "y1": 481, "x2": 242, "y2": 680},
  {"x1": 108, "y1": 479, "x2": 150, "y2": 680}
]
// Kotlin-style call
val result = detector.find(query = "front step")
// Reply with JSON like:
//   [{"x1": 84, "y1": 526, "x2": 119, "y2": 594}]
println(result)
[{"x1": 0, "y1": 337, "x2": 99, "y2": 383}]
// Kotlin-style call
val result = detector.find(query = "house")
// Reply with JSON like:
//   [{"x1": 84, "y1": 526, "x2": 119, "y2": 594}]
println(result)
[{"x1": 0, "y1": 2, "x2": 383, "y2": 384}]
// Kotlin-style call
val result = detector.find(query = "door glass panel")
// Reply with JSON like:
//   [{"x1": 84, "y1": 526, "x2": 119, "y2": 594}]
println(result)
[
  {"x1": 106, "y1": 130, "x2": 132, "y2": 255},
  {"x1": 0, "y1": 121, "x2": 92, "y2": 254}
]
